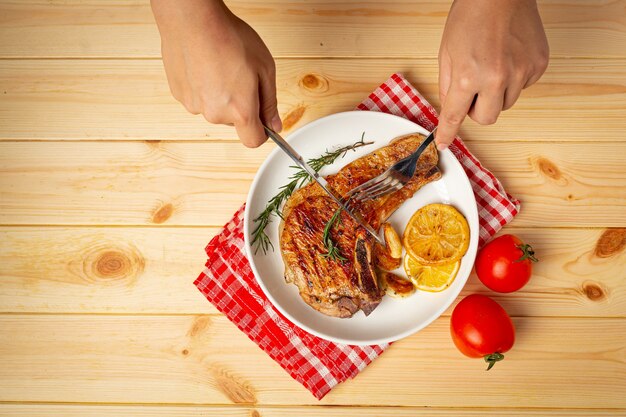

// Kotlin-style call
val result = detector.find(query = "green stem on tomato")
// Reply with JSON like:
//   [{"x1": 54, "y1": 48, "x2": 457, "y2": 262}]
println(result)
[
  {"x1": 514, "y1": 243, "x2": 539, "y2": 263},
  {"x1": 484, "y1": 352, "x2": 505, "y2": 371}
]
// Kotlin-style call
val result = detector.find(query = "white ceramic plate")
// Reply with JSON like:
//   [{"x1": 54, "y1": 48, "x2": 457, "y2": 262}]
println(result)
[{"x1": 244, "y1": 111, "x2": 479, "y2": 345}]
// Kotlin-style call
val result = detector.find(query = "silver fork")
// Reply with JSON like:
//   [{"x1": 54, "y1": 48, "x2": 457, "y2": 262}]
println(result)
[{"x1": 343, "y1": 128, "x2": 437, "y2": 208}]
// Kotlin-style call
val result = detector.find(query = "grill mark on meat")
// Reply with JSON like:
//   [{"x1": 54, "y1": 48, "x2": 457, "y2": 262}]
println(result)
[
  {"x1": 309, "y1": 246, "x2": 326, "y2": 293},
  {"x1": 302, "y1": 214, "x2": 316, "y2": 234}
]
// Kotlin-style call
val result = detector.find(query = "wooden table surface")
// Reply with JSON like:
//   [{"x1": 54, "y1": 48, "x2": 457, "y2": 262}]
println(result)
[{"x1": 0, "y1": 1, "x2": 625, "y2": 415}]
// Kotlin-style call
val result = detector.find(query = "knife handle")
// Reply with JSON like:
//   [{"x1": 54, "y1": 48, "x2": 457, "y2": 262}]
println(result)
[{"x1": 264, "y1": 125, "x2": 304, "y2": 164}]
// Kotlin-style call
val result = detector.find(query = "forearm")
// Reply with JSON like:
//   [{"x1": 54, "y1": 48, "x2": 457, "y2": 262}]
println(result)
[{"x1": 151, "y1": 0, "x2": 231, "y2": 39}]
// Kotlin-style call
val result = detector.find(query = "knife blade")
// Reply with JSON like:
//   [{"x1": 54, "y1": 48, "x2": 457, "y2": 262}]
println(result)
[{"x1": 263, "y1": 126, "x2": 384, "y2": 244}]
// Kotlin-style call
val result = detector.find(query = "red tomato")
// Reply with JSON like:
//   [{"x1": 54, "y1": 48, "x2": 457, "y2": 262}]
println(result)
[
  {"x1": 475, "y1": 234, "x2": 538, "y2": 293},
  {"x1": 450, "y1": 294, "x2": 515, "y2": 370}
]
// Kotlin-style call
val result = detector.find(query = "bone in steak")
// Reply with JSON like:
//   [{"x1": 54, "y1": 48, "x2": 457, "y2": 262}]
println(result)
[{"x1": 279, "y1": 133, "x2": 441, "y2": 318}]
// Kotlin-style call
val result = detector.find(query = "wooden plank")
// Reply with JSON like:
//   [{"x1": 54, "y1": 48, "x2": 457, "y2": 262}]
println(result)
[
  {"x1": 0, "y1": 1, "x2": 624, "y2": 58},
  {"x1": 0, "y1": 227, "x2": 219, "y2": 315},
  {"x1": 0, "y1": 58, "x2": 624, "y2": 141},
  {"x1": 0, "y1": 141, "x2": 624, "y2": 227},
  {"x1": 0, "y1": 404, "x2": 623, "y2": 417},
  {"x1": 0, "y1": 314, "x2": 623, "y2": 407},
  {"x1": 1, "y1": 227, "x2": 624, "y2": 317}
]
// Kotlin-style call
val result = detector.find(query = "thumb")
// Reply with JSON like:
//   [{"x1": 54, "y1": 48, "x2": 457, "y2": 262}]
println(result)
[
  {"x1": 234, "y1": 82, "x2": 266, "y2": 148},
  {"x1": 436, "y1": 83, "x2": 474, "y2": 150},
  {"x1": 258, "y1": 69, "x2": 281, "y2": 132}
]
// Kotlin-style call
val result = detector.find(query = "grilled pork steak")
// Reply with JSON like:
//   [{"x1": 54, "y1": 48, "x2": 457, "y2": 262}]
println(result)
[{"x1": 279, "y1": 133, "x2": 441, "y2": 318}]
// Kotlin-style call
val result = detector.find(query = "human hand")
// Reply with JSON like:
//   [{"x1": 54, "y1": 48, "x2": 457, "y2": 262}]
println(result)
[
  {"x1": 436, "y1": 0, "x2": 549, "y2": 149},
  {"x1": 151, "y1": 0, "x2": 281, "y2": 147}
]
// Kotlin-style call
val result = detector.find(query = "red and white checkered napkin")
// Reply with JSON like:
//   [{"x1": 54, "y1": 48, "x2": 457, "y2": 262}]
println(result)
[{"x1": 194, "y1": 73, "x2": 520, "y2": 399}]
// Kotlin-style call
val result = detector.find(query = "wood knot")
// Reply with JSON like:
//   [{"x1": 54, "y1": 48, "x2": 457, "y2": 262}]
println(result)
[
  {"x1": 82, "y1": 243, "x2": 144, "y2": 286},
  {"x1": 536, "y1": 157, "x2": 562, "y2": 180},
  {"x1": 181, "y1": 349, "x2": 189, "y2": 356},
  {"x1": 595, "y1": 228, "x2": 626, "y2": 258},
  {"x1": 282, "y1": 105, "x2": 306, "y2": 131},
  {"x1": 145, "y1": 140, "x2": 163, "y2": 153},
  {"x1": 250, "y1": 411, "x2": 261, "y2": 417},
  {"x1": 152, "y1": 202, "x2": 174, "y2": 224},
  {"x1": 582, "y1": 281, "x2": 606, "y2": 301},
  {"x1": 210, "y1": 366, "x2": 257, "y2": 404},
  {"x1": 187, "y1": 316, "x2": 211, "y2": 338},
  {"x1": 299, "y1": 73, "x2": 329, "y2": 93},
  {"x1": 96, "y1": 251, "x2": 129, "y2": 278}
]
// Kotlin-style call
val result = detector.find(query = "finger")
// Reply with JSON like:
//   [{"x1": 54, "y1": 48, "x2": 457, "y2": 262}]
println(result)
[
  {"x1": 524, "y1": 59, "x2": 549, "y2": 89},
  {"x1": 524, "y1": 70, "x2": 544, "y2": 89},
  {"x1": 436, "y1": 83, "x2": 475, "y2": 150},
  {"x1": 468, "y1": 90, "x2": 504, "y2": 125},
  {"x1": 235, "y1": 112, "x2": 266, "y2": 148},
  {"x1": 438, "y1": 53, "x2": 452, "y2": 106},
  {"x1": 234, "y1": 88, "x2": 267, "y2": 148},
  {"x1": 503, "y1": 82, "x2": 524, "y2": 111},
  {"x1": 258, "y1": 67, "x2": 282, "y2": 132}
]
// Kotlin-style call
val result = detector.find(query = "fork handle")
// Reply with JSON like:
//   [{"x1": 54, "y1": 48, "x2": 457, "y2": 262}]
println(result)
[{"x1": 393, "y1": 128, "x2": 437, "y2": 178}]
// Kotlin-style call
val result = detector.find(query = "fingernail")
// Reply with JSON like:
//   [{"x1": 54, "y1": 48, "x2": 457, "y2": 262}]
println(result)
[
  {"x1": 271, "y1": 115, "x2": 283, "y2": 132},
  {"x1": 437, "y1": 142, "x2": 448, "y2": 151}
]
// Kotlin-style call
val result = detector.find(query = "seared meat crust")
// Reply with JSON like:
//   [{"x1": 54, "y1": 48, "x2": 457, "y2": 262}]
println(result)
[{"x1": 280, "y1": 133, "x2": 441, "y2": 317}]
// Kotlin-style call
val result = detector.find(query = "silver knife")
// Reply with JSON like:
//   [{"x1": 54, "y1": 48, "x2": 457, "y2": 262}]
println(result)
[{"x1": 264, "y1": 125, "x2": 384, "y2": 244}]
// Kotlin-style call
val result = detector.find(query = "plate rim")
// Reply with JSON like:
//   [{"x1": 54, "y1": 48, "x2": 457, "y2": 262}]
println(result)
[{"x1": 244, "y1": 110, "x2": 478, "y2": 345}]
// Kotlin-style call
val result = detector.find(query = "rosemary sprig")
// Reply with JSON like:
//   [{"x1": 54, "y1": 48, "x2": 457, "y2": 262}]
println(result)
[
  {"x1": 320, "y1": 208, "x2": 347, "y2": 262},
  {"x1": 252, "y1": 133, "x2": 372, "y2": 254}
]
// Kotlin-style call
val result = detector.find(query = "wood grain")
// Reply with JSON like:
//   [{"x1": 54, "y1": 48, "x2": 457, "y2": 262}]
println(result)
[
  {"x1": 1, "y1": 227, "x2": 624, "y2": 317},
  {"x1": 0, "y1": 58, "x2": 624, "y2": 141},
  {"x1": 1, "y1": 404, "x2": 623, "y2": 417},
  {"x1": 0, "y1": 314, "x2": 624, "y2": 407},
  {"x1": 0, "y1": 141, "x2": 624, "y2": 227},
  {"x1": 0, "y1": 0, "x2": 624, "y2": 58},
  {"x1": 0, "y1": 227, "x2": 218, "y2": 314},
  {"x1": 1, "y1": 0, "x2": 625, "y2": 412}
]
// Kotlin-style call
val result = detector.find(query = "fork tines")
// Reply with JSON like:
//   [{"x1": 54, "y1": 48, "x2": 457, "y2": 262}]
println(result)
[{"x1": 343, "y1": 170, "x2": 404, "y2": 207}]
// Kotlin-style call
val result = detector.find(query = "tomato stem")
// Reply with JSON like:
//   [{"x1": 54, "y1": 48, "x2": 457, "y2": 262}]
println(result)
[
  {"x1": 514, "y1": 243, "x2": 538, "y2": 263},
  {"x1": 484, "y1": 353, "x2": 505, "y2": 370}
]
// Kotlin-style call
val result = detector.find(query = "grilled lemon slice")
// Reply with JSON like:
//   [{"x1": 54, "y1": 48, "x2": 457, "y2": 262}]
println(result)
[
  {"x1": 403, "y1": 203, "x2": 470, "y2": 266},
  {"x1": 404, "y1": 255, "x2": 460, "y2": 292}
]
